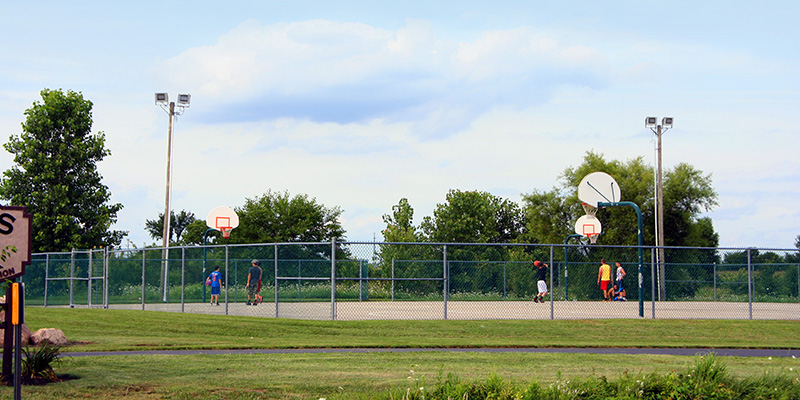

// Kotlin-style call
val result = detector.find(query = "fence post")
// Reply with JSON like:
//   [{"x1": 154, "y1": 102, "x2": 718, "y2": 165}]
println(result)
[
  {"x1": 88, "y1": 250, "x2": 93, "y2": 308},
  {"x1": 298, "y1": 260, "x2": 302, "y2": 302},
  {"x1": 359, "y1": 259, "x2": 363, "y2": 302},
  {"x1": 443, "y1": 244, "x2": 448, "y2": 320},
  {"x1": 331, "y1": 239, "x2": 337, "y2": 321},
  {"x1": 224, "y1": 245, "x2": 230, "y2": 316},
  {"x1": 747, "y1": 248, "x2": 753, "y2": 320},
  {"x1": 180, "y1": 247, "x2": 185, "y2": 313},
  {"x1": 69, "y1": 249, "x2": 75, "y2": 308},
  {"x1": 651, "y1": 249, "x2": 656, "y2": 319},
  {"x1": 103, "y1": 248, "x2": 109, "y2": 309},
  {"x1": 549, "y1": 245, "x2": 554, "y2": 320},
  {"x1": 391, "y1": 258, "x2": 395, "y2": 302},
  {"x1": 44, "y1": 254, "x2": 49, "y2": 308},
  {"x1": 274, "y1": 244, "x2": 279, "y2": 318},
  {"x1": 713, "y1": 262, "x2": 717, "y2": 302},
  {"x1": 141, "y1": 249, "x2": 146, "y2": 311}
]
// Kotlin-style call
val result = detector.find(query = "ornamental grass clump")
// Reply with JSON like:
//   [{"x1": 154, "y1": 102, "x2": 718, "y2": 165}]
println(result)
[{"x1": 21, "y1": 341, "x2": 64, "y2": 384}]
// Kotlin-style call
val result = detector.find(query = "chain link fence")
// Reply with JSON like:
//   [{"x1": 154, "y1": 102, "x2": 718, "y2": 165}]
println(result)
[{"x1": 19, "y1": 242, "x2": 800, "y2": 320}]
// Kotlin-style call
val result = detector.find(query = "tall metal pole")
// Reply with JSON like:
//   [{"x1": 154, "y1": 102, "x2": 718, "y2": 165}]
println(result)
[
  {"x1": 160, "y1": 101, "x2": 174, "y2": 302},
  {"x1": 656, "y1": 124, "x2": 666, "y2": 301}
]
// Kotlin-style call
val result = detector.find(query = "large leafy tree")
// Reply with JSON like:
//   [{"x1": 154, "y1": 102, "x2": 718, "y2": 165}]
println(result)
[
  {"x1": 231, "y1": 190, "x2": 345, "y2": 244},
  {"x1": 420, "y1": 189, "x2": 525, "y2": 244},
  {"x1": 521, "y1": 151, "x2": 719, "y2": 248},
  {"x1": 0, "y1": 89, "x2": 125, "y2": 252}
]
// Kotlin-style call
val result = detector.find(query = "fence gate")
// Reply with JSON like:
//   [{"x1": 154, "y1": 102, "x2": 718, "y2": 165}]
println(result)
[{"x1": 44, "y1": 248, "x2": 108, "y2": 308}]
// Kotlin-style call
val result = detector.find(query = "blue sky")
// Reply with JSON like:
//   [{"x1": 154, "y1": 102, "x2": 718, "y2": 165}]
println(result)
[{"x1": 1, "y1": 1, "x2": 798, "y2": 249}]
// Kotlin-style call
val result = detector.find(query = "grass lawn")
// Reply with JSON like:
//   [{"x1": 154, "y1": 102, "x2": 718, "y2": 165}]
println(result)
[{"x1": 0, "y1": 307, "x2": 797, "y2": 399}]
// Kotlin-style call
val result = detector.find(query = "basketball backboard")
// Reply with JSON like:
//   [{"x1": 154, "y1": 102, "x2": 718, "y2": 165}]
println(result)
[
  {"x1": 206, "y1": 206, "x2": 239, "y2": 231},
  {"x1": 577, "y1": 172, "x2": 621, "y2": 207},
  {"x1": 574, "y1": 214, "x2": 602, "y2": 237}
]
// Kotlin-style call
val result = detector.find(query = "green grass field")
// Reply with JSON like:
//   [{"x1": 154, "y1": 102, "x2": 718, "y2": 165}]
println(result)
[{"x1": 0, "y1": 308, "x2": 798, "y2": 399}]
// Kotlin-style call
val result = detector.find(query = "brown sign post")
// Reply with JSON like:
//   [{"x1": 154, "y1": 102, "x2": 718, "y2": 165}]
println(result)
[{"x1": 0, "y1": 206, "x2": 32, "y2": 383}]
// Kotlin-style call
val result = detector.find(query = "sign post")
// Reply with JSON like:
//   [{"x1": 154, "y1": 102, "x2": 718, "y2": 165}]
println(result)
[{"x1": 0, "y1": 206, "x2": 32, "y2": 385}]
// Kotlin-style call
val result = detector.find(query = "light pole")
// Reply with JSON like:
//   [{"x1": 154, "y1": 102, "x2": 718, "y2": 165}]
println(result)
[
  {"x1": 645, "y1": 116, "x2": 672, "y2": 301},
  {"x1": 155, "y1": 93, "x2": 191, "y2": 302}
]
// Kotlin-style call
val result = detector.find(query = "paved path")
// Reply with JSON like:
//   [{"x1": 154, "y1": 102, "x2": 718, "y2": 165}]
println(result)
[{"x1": 63, "y1": 347, "x2": 800, "y2": 358}]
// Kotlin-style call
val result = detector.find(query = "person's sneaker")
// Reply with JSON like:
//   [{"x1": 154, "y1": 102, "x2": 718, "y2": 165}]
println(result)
[{"x1": 246, "y1": 301, "x2": 251, "y2": 306}]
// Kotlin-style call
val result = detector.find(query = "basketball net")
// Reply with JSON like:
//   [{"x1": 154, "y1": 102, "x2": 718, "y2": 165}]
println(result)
[
  {"x1": 581, "y1": 203, "x2": 599, "y2": 244},
  {"x1": 221, "y1": 227, "x2": 232, "y2": 239}
]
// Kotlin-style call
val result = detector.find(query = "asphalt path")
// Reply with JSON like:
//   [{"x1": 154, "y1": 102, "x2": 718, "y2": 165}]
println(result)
[{"x1": 63, "y1": 347, "x2": 800, "y2": 358}]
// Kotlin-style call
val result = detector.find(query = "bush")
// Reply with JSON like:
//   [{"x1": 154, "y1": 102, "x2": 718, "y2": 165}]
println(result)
[{"x1": 21, "y1": 342, "x2": 64, "y2": 383}]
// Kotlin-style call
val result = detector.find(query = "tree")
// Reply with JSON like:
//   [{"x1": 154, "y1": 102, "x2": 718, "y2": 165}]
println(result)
[
  {"x1": 145, "y1": 210, "x2": 197, "y2": 245},
  {"x1": 420, "y1": 189, "x2": 525, "y2": 244},
  {"x1": 522, "y1": 151, "x2": 719, "y2": 248},
  {"x1": 382, "y1": 198, "x2": 422, "y2": 243},
  {"x1": 231, "y1": 190, "x2": 346, "y2": 244},
  {"x1": 0, "y1": 89, "x2": 125, "y2": 252}
]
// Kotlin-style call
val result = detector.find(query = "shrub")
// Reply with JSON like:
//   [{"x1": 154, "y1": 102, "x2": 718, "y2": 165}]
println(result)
[{"x1": 21, "y1": 342, "x2": 64, "y2": 383}]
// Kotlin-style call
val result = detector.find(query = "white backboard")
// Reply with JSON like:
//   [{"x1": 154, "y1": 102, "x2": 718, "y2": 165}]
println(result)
[
  {"x1": 577, "y1": 172, "x2": 621, "y2": 207},
  {"x1": 574, "y1": 215, "x2": 602, "y2": 237},
  {"x1": 206, "y1": 206, "x2": 239, "y2": 230}
]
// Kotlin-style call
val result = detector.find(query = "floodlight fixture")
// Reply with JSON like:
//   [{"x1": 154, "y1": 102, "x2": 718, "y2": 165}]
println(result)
[
  {"x1": 155, "y1": 93, "x2": 169, "y2": 105},
  {"x1": 177, "y1": 93, "x2": 191, "y2": 107},
  {"x1": 645, "y1": 117, "x2": 657, "y2": 127},
  {"x1": 662, "y1": 117, "x2": 673, "y2": 128}
]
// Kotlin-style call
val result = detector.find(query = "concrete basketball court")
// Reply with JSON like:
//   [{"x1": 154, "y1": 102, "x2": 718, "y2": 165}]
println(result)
[{"x1": 109, "y1": 300, "x2": 800, "y2": 321}]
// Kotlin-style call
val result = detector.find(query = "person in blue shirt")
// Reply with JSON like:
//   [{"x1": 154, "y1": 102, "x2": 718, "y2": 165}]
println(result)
[{"x1": 208, "y1": 265, "x2": 222, "y2": 305}]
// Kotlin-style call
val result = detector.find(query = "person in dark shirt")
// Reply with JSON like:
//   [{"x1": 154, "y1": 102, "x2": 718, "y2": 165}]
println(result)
[
  {"x1": 245, "y1": 259, "x2": 263, "y2": 305},
  {"x1": 533, "y1": 260, "x2": 549, "y2": 303}
]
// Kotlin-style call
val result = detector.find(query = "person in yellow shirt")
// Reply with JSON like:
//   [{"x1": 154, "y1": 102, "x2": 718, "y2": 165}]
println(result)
[{"x1": 597, "y1": 258, "x2": 612, "y2": 301}]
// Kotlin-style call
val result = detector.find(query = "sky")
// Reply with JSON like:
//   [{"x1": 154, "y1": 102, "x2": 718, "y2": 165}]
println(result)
[{"x1": 0, "y1": 1, "x2": 798, "y2": 249}]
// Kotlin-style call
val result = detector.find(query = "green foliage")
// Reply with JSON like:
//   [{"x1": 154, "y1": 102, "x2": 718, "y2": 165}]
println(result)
[
  {"x1": 353, "y1": 354, "x2": 799, "y2": 400},
  {"x1": 144, "y1": 210, "x2": 198, "y2": 245},
  {"x1": 21, "y1": 342, "x2": 64, "y2": 382},
  {"x1": 523, "y1": 151, "x2": 719, "y2": 248},
  {"x1": 0, "y1": 89, "x2": 125, "y2": 252},
  {"x1": 231, "y1": 189, "x2": 345, "y2": 244},
  {"x1": 0, "y1": 245, "x2": 17, "y2": 262},
  {"x1": 421, "y1": 189, "x2": 525, "y2": 244}
]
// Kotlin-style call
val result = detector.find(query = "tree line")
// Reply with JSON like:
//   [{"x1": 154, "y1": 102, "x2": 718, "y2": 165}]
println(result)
[{"x1": 2, "y1": 89, "x2": 798, "y2": 256}]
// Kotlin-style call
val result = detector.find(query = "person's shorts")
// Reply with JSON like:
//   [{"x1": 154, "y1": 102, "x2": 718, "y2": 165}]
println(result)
[
  {"x1": 616, "y1": 280, "x2": 624, "y2": 291},
  {"x1": 248, "y1": 284, "x2": 260, "y2": 297},
  {"x1": 211, "y1": 286, "x2": 221, "y2": 296},
  {"x1": 537, "y1": 280, "x2": 547, "y2": 293},
  {"x1": 600, "y1": 280, "x2": 611, "y2": 291}
]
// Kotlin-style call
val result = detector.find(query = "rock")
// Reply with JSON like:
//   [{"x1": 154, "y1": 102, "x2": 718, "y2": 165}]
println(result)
[
  {"x1": 30, "y1": 328, "x2": 67, "y2": 347},
  {"x1": 0, "y1": 324, "x2": 31, "y2": 347}
]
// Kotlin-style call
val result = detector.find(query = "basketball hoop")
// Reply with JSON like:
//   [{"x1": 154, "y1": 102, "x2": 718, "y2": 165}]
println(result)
[
  {"x1": 221, "y1": 227, "x2": 232, "y2": 239},
  {"x1": 586, "y1": 233, "x2": 599, "y2": 244},
  {"x1": 581, "y1": 202, "x2": 597, "y2": 217}
]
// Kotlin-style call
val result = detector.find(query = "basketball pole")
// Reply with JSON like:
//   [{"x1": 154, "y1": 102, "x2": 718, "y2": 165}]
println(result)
[
  {"x1": 598, "y1": 201, "x2": 644, "y2": 317},
  {"x1": 563, "y1": 233, "x2": 583, "y2": 301},
  {"x1": 202, "y1": 228, "x2": 218, "y2": 304}
]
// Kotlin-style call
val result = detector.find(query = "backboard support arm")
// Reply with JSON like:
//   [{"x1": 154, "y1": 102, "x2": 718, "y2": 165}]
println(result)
[{"x1": 597, "y1": 201, "x2": 644, "y2": 318}]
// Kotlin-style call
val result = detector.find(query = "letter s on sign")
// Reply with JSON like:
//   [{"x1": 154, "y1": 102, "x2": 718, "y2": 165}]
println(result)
[{"x1": 0, "y1": 213, "x2": 15, "y2": 234}]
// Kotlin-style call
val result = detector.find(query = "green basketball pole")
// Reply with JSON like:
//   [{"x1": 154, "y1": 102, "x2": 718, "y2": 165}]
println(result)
[{"x1": 598, "y1": 201, "x2": 644, "y2": 317}]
